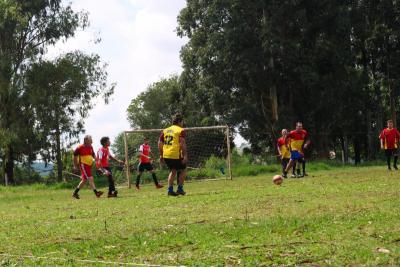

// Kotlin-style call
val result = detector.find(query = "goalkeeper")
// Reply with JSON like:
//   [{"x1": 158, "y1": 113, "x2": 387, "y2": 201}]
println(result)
[{"x1": 135, "y1": 137, "x2": 163, "y2": 190}]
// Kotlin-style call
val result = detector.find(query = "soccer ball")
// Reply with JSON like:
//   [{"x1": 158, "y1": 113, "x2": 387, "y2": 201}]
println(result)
[
  {"x1": 273, "y1": 174, "x2": 283, "y2": 185},
  {"x1": 329, "y1": 151, "x2": 336, "y2": 160}
]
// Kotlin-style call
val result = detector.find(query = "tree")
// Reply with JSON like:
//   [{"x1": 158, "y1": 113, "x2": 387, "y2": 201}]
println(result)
[
  {"x1": 24, "y1": 51, "x2": 115, "y2": 181},
  {"x1": 0, "y1": 0, "x2": 88, "y2": 183}
]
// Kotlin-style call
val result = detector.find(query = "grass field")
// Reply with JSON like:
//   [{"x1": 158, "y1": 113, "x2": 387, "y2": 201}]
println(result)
[{"x1": 0, "y1": 165, "x2": 400, "y2": 266}]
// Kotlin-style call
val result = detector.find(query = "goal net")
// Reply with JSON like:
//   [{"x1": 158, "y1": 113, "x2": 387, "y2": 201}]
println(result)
[{"x1": 123, "y1": 126, "x2": 232, "y2": 188}]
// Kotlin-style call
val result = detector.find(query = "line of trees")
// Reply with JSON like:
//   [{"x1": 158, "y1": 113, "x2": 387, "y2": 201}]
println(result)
[
  {"x1": 0, "y1": 0, "x2": 114, "y2": 184},
  {"x1": 121, "y1": 0, "x2": 400, "y2": 163}
]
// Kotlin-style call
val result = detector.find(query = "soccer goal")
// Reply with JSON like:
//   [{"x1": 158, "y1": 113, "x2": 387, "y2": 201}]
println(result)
[{"x1": 123, "y1": 125, "x2": 232, "y2": 188}]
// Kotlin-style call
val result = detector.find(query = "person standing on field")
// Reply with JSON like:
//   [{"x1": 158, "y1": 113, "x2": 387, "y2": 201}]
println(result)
[
  {"x1": 135, "y1": 137, "x2": 163, "y2": 190},
  {"x1": 158, "y1": 113, "x2": 188, "y2": 196},
  {"x1": 277, "y1": 129, "x2": 291, "y2": 176},
  {"x1": 283, "y1": 122, "x2": 310, "y2": 178},
  {"x1": 379, "y1": 119, "x2": 400, "y2": 170},
  {"x1": 96, "y1": 136, "x2": 124, "y2": 197},
  {"x1": 72, "y1": 135, "x2": 103, "y2": 199}
]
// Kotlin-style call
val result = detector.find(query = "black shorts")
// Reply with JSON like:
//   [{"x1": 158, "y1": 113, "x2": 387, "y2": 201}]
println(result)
[
  {"x1": 164, "y1": 158, "x2": 186, "y2": 170},
  {"x1": 138, "y1": 163, "x2": 154, "y2": 172},
  {"x1": 385, "y1": 149, "x2": 398, "y2": 157}
]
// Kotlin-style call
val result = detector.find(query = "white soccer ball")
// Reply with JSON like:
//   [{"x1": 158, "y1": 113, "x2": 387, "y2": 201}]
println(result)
[{"x1": 329, "y1": 151, "x2": 336, "y2": 160}]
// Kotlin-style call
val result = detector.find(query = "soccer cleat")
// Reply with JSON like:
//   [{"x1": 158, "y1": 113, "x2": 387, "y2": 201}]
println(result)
[
  {"x1": 290, "y1": 174, "x2": 296, "y2": 178},
  {"x1": 72, "y1": 192, "x2": 80, "y2": 199},
  {"x1": 135, "y1": 184, "x2": 140, "y2": 190},
  {"x1": 177, "y1": 190, "x2": 186, "y2": 196},
  {"x1": 282, "y1": 172, "x2": 288, "y2": 179},
  {"x1": 108, "y1": 191, "x2": 118, "y2": 198},
  {"x1": 394, "y1": 166, "x2": 398, "y2": 170},
  {"x1": 168, "y1": 191, "x2": 178, "y2": 196},
  {"x1": 155, "y1": 184, "x2": 164, "y2": 189},
  {"x1": 95, "y1": 191, "x2": 104, "y2": 198}
]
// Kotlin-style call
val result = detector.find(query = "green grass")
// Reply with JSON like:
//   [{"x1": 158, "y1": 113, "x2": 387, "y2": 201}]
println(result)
[{"x1": 1, "y1": 166, "x2": 400, "y2": 266}]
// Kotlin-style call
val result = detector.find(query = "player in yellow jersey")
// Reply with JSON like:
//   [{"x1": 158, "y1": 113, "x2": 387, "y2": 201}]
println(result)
[
  {"x1": 158, "y1": 113, "x2": 188, "y2": 196},
  {"x1": 277, "y1": 129, "x2": 291, "y2": 176}
]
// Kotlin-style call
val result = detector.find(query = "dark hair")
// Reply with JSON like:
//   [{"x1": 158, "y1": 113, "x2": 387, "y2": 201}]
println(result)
[
  {"x1": 100, "y1": 136, "x2": 110, "y2": 146},
  {"x1": 173, "y1": 113, "x2": 183, "y2": 125},
  {"x1": 144, "y1": 136, "x2": 149, "y2": 140},
  {"x1": 387, "y1": 119, "x2": 393, "y2": 123}
]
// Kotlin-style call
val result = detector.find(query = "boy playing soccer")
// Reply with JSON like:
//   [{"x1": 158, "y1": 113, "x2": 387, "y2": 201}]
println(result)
[
  {"x1": 277, "y1": 129, "x2": 291, "y2": 176},
  {"x1": 379, "y1": 119, "x2": 400, "y2": 170},
  {"x1": 283, "y1": 122, "x2": 310, "y2": 178},
  {"x1": 158, "y1": 113, "x2": 187, "y2": 196},
  {"x1": 72, "y1": 135, "x2": 103, "y2": 199},
  {"x1": 96, "y1": 136, "x2": 124, "y2": 197},
  {"x1": 135, "y1": 137, "x2": 163, "y2": 190}
]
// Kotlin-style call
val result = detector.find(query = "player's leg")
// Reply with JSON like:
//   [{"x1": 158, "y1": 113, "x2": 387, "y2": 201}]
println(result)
[
  {"x1": 385, "y1": 149, "x2": 392, "y2": 170},
  {"x1": 148, "y1": 165, "x2": 163, "y2": 188},
  {"x1": 88, "y1": 176, "x2": 103, "y2": 197},
  {"x1": 72, "y1": 178, "x2": 86, "y2": 199},
  {"x1": 291, "y1": 161, "x2": 297, "y2": 178},
  {"x1": 105, "y1": 167, "x2": 117, "y2": 197},
  {"x1": 284, "y1": 159, "x2": 294, "y2": 178},
  {"x1": 167, "y1": 169, "x2": 178, "y2": 196},
  {"x1": 136, "y1": 163, "x2": 144, "y2": 189},
  {"x1": 72, "y1": 164, "x2": 90, "y2": 199},
  {"x1": 281, "y1": 158, "x2": 288, "y2": 176},
  {"x1": 302, "y1": 158, "x2": 307, "y2": 176},
  {"x1": 393, "y1": 149, "x2": 398, "y2": 170},
  {"x1": 176, "y1": 159, "x2": 187, "y2": 195},
  {"x1": 83, "y1": 164, "x2": 103, "y2": 197},
  {"x1": 165, "y1": 159, "x2": 179, "y2": 196}
]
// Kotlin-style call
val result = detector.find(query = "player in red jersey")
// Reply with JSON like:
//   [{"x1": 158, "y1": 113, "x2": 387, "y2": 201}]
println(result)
[
  {"x1": 72, "y1": 135, "x2": 103, "y2": 199},
  {"x1": 135, "y1": 137, "x2": 163, "y2": 190},
  {"x1": 379, "y1": 119, "x2": 400, "y2": 170},
  {"x1": 96, "y1": 136, "x2": 124, "y2": 197},
  {"x1": 283, "y1": 122, "x2": 310, "y2": 178}
]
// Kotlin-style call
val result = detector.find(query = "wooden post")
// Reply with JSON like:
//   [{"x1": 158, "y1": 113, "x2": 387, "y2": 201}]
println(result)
[
  {"x1": 123, "y1": 132, "x2": 131, "y2": 188},
  {"x1": 226, "y1": 126, "x2": 233, "y2": 180}
]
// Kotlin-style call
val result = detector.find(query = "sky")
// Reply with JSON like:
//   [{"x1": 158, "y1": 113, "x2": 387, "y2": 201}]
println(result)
[
  {"x1": 47, "y1": 0, "x2": 188, "y2": 150},
  {"x1": 47, "y1": 0, "x2": 245, "y2": 151}
]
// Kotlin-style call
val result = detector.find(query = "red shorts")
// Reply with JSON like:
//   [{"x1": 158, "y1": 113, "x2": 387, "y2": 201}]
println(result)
[{"x1": 80, "y1": 164, "x2": 93, "y2": 180}]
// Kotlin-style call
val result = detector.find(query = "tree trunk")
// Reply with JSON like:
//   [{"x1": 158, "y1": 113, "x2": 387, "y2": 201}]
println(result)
[
  {"x1": 5, "y1": 145, "x2": 15, "y2": 184},
  {"x1": 354, "y1": 137, "x2": 361, "y2": 165},
  {"x1": 366, "y1": 111, "x2": 376, "y2": 160},
  {"x1": 55, "y1": 115, "x2": 63, "y2": 182},
  {"x1": 341, "y1": 136, "x2": 349, "y2": 164}
]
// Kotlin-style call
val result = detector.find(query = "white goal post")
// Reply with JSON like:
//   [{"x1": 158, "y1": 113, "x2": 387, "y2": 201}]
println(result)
[{"x1": 123, "y1": 125, "x2": 233, "y2": 188}]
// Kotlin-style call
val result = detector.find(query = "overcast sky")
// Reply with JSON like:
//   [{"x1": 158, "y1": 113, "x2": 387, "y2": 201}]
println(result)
[{"x1": 47, "y1": 0, "x2": 187, "y2": 150}]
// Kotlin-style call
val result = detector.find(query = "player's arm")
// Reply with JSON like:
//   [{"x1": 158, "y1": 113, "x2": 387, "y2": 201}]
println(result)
[
  {"x1": 73, "y1": 147, "x2": 80, "y2": 170},
  {"x1": 150, "y1": 151, "x2": 156, "y2": 161},
  {"x1": 180, "y1": 131, "x2": 188, "y2": 164},
  {"x1": 284, "y1": 134, "x2": 291, "y2": 151},
  {"x1": 158, "y1": 132, "x2": 165, "y2": 163},
  {"x1": 396, "y1": 129, "x2": 400, "y2": 148},
  {"x1": 303, "y1": 132, "x2": 311, "y2": 150},
  {"x1": 379, "y1": 131, "x2": 385, "y2": 149},
  {"x1": 96, "y1": 150, "x2": 102, "y2": 168},
  {"x1": 110, "y1": 153, "x2": 124, "y2": 164},
  {"x1": 277, "y1": 142, "x2": 282, "y2": 156}
]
